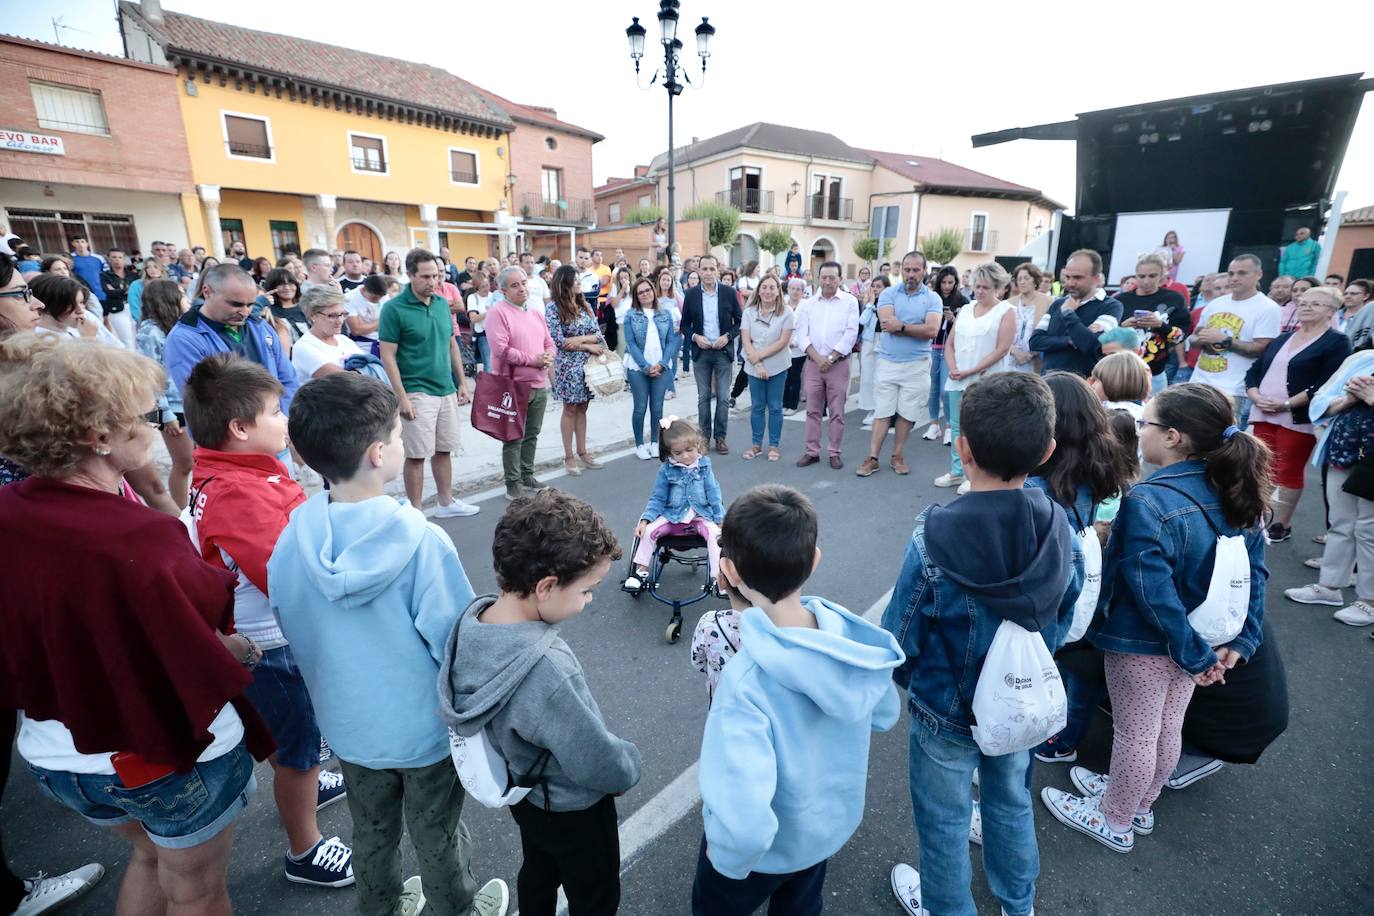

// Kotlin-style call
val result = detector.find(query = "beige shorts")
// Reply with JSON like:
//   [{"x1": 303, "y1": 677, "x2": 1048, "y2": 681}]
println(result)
[
  {"x1": 401, "y1": 391, "x2": 460, "y2": 459},
  {"x1": 873, "y1": 356, "x2": 931, "y2": 423}
]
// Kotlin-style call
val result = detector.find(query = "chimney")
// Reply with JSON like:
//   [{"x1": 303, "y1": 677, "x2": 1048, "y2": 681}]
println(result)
[
  {"x1": 144, "y1": 0, "x2": 165, "y2": 23},
  {"x1": 634, "y1": 165, "x2": 648, "y2": 178}
]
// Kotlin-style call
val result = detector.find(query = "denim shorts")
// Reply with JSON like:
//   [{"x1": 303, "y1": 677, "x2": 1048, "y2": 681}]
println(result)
[
  {"x1": 28, "y1": 743, "x2": 256, "y2": 849},
  {"x1": 243, "y1": 644, "x2": 323, "y2": 771}
]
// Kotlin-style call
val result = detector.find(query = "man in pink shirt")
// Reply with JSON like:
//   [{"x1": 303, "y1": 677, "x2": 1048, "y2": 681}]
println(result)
[
  {"x1": 794, "y1": 261, "x2": 859, "y2": 469},
  {"x1": 485, "y1": 266, "x2": 556, "y2": 498}
]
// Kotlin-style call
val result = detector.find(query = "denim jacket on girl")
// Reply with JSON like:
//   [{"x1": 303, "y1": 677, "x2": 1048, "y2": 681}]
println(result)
[
  {"x1": 623, "y1": 308, "x2": 681, "y2": 372},
  {"x1": 1088, "y1": 460, "x2": 1267, "y2": 675},
  {"x1": 881, "y1": 488, "x2": 1084, "y2": 737},
  {"x1": 640, "y1": 456, "x2": 724, "y2": 524}
]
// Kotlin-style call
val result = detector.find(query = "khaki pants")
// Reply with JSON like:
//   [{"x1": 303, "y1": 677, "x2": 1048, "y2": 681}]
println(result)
[{"x1": 502, "y1": 386, "x2": 549, "y2": 486}]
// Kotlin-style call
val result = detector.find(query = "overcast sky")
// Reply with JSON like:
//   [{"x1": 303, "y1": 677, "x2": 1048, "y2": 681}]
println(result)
[{"x1": 10, "y1": 0, "x2": 1374, "y2": 217}]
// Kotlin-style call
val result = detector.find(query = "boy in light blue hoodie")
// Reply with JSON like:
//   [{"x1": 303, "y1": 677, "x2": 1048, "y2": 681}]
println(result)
[
  {"x1": 693, "y1": 484, "x2": 904, "y2": 915},
  {"x1": 267, "y1": 373, "x2": 509, "y2": 916}
]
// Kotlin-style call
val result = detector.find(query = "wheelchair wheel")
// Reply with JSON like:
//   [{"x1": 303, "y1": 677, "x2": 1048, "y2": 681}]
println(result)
[{"x1": 666, "y1": 620, "x2": 683, "y2": 643}]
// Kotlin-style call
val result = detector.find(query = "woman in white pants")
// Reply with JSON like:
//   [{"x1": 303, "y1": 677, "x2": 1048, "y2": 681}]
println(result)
[{"x1": 858, "y1": 275, "x2": 889, "y2": 427}]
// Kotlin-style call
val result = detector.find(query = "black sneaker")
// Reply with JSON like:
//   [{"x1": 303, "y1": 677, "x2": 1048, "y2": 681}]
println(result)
[
  {"x1": 316, "y1": 768, "x2": 346, "y2": 811},
  {"x1": 285, "y1": 835, "x2": 355, "y2": 887},
  {"x1": 1266, "y1": 523, "x2": 1292, "y2": 543},
  {"x1": 1033, "y1": 735, "x2": 1078, "y2": 763}
]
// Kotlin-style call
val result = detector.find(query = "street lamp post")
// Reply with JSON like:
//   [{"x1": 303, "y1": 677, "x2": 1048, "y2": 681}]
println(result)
[{"x1": 626, "y1": 1, "x2": 714, "y2": 259}]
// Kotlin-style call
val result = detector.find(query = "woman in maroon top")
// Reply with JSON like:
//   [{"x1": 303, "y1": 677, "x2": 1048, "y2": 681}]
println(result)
[{"x1": 0, "y1": 332, "x2": 272, "y2": 915}]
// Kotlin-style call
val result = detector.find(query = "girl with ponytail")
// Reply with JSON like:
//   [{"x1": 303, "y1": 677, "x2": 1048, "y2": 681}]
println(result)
[{"x1": 1041, "y1": 383, "x2": 1270, "y2": 854}]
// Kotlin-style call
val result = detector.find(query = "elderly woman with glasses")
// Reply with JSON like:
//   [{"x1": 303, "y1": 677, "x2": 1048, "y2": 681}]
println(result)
[
  {"x1": 1244, "y1": 284, "x2": 1351, "y2": 541},
  {"x1": 290, "y1": 286, "x2": 363, "y2": 384}
]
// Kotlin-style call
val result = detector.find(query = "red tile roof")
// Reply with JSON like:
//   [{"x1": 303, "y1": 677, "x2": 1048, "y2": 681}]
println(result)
[
  {"x1": 473, "y1": 89, "x2": 602, "y2": 142},
  {"x1": 594, "y1": 176, "x2": 653, "y2": 196},
  {"x1": 120, "y1": 2, "x2": 512, "y2": 129},
  {"x1": 864, "y1": 149, "x2": 1064, "y2": 209},
  {"x1": 1343, "y1": 204, "x2": 1374, "y2": 225}
]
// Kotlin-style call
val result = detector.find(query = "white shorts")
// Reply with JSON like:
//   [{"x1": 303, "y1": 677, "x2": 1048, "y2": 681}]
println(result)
[
  {"x1": 873, "y1": 357, "x2": 931, "y2": 423},
  {"x1": 401, "y1": 391, "x2": 460, "y2": 459}
]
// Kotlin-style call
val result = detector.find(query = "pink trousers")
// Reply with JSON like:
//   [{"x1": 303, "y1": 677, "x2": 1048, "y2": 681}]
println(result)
[
  {"x1": 1100, "y1": 651, "x2": 1197, "y2": 831},
  {"x1": 633, "y1": 517, "x2": 721, "y2": 579},
  {"x1": 803, "y1": 358, "x2": 851, "y2": 458}
]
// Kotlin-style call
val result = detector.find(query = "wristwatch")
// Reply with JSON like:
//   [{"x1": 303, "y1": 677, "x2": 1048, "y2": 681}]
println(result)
[{"x1": 898, "y1": 322, "x2": 907, "y2": 335}]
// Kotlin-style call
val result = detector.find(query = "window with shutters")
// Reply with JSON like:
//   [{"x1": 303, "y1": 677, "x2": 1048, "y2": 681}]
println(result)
[
  {"x1": 448, "y1": 148, "x2": 479, "y2": 185},
  {"x1": 349, "y1": 133, "x2": 387, "y2": 174},
  {"x1": 541, "y1": 167, "x2": 563, "y2": 204},
  {"x1": 608, "y1": 203, "x2": 621, "y2": 224},
  {"x1": 220, "y1": 111, "x2": 273, "y2": 161},
  {"x1": 29, "y1": 81, "x2": 109, "y2": 135},
  {"x1": 6, "y1": 209, "x2": 138, "y2": 255}
]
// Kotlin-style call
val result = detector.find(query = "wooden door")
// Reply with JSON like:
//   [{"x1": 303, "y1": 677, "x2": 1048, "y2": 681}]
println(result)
[{"x1": 336, "y1": 223, "x2": 381, "y2": 263}]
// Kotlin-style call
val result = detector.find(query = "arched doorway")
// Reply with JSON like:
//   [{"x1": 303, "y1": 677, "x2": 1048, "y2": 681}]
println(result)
[
  {"x1": 729, "y1": 233, "x2": 759, "y2": 270},
  {"x1": 337, "y1": 221, "x2": 382, "y2": 263},
  {"x1": 809, "y1": 236, "x2": 836, "y2": 269}
]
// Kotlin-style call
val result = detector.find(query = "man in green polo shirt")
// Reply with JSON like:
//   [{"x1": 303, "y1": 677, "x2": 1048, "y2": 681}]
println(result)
[{"x1": 379, "y1": 248, "x2": 478, "y2": 517}]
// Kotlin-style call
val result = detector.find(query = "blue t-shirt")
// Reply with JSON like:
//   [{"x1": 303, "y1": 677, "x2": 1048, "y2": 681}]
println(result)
[
  {"x1": 70, "y1": 253, "x2": 106, "y2": 300},
  {"x1": 876, "y1": 283, "x2": 943, "y2": 362}
]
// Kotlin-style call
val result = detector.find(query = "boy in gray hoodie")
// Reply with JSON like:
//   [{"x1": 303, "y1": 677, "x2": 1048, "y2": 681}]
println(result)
[{"x1": 439, "y1": 490, "x2": 640, "y2": 916}]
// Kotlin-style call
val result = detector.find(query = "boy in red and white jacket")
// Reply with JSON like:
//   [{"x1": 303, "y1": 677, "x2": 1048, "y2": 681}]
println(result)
[{"x1": 183, "y1": 354, "x2": 354, "y2": 890}]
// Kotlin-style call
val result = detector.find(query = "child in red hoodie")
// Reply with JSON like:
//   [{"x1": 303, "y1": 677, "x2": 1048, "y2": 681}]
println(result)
[{"x1": 183, "y1": 354, "x2": 354, "y2": 889}]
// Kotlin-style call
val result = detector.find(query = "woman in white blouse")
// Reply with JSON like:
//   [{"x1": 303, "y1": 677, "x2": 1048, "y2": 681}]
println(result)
[{"x1": 291, "y1": 286, "x2": 362, "y2": 384}]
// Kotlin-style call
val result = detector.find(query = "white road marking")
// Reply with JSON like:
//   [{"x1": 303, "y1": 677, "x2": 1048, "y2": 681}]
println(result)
[{"x1": 515, "y1": 585, "x2": 896, "y2": 916}]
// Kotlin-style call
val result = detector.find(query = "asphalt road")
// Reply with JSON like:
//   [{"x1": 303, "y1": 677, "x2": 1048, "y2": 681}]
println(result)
[{"x1": 6, "y1": 404, "x2": 1372, "y2": 915}]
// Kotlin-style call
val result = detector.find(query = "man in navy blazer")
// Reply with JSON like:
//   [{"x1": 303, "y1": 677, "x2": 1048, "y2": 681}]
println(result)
[{"x1": 680, "y1": 255, "x2": 742, "y2": 452}]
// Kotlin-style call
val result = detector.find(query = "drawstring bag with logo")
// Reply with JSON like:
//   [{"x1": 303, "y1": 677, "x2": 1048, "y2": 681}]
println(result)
[
  {"x1": 448, "y1": 728, "x2": 551, "y2": 809},
  {"x1": 471, "y1": 368, "x2": 529, "y2": 442},
  {"x1": 970, "y1": 621, "x2": 1068, "y2": 756},
  {"x1": 1142, "y1": 482, "x2": 1251, "y2": 646},
  {"x1": 1065, "y1": 506, "x2": 1102, "y2": 643}
]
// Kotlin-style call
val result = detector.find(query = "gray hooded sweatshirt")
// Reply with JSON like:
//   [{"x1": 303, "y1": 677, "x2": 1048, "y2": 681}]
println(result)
[{"x1": 437, "y1": 595, "x2": 641, "y2": 811}]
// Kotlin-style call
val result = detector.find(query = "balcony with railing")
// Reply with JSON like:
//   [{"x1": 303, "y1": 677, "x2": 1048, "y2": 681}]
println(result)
[
  {"x1": 225, "y1": 140, "x2": 272, "y2": 159},
  {"x1": 806, "y1": 194, "x2": 853, "y2": 222},
  {"x1": 450, "y1": 169, "x2": 478, "y2": 184},
  {"x1": 352, "y1": 156, "x2": 386, "y2": 173},
  {"x1": 966, "y1": 228, "x2": 1000, "y2": 252},
  {"x1": 715, "y1": 188, "x2": 774, "y2": 215},
  {"x1": 519, "y1": 192, "x2": 595, "y2": 225}
]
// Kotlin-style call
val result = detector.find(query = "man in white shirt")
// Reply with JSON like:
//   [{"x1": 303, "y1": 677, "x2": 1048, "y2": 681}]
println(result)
[
  {"x1": 794, "y1": 262, "x2": 859, "y2": 469},
  {"x1": 1190, "y1": 254, "x2": 1282, "y2": 428},
  {"x1": 337, "y1": 250, "x2": 368, "y2": 293},
  {"x1": 519, "y1": 251, "x2": 551, "y2": 305},
  {"x1": 576, "y1": 247, "x2": 601, "y2": 314},
  {"x1": 344, "y1": 274, "x2": 391, "y2": 346}
]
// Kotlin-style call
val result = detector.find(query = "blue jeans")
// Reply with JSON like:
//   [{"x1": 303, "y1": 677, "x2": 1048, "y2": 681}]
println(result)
[
  {"x1": 908, "y1": 716, "x2": 1037, "y2": 916},
  {"x1": 1150, "y1": 371, "x2": 1167, "y2": 396},
  {"x1": 242, "y1": 645, "x2": 322, "y2": 772},
  {"x1": 948, "y1": 389, "x2": 964, "y2": 476},
  {"x1": 628, "y1": 368, "x2": 670, "y2": 447},
  {"x1": 1234, "y1": 395, "x2": 1252, "y2": 430},
  {"x1": 475, "y1": 333, "x2": 491, "y2": 371},
  {"x1": 1172, "y1": 366, "x2": 1193, "y2": 385},
  {"x1": 928, "y1": 348, "x2": 950, "y2": 422},
  {"x1": 747, "y1": 372, "x2": 786, "y2": 448},
  {"x1": 691, "y1": 836, "x2": 825, "y2": 916},
  {"x1": 694, "y1": 349, "x2": 734, "y2": 440}
]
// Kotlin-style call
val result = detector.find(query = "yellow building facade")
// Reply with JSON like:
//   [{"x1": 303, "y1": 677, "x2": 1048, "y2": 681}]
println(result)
[{"x1": 120, "y1": 1, "x2": 514, "y2": 265}]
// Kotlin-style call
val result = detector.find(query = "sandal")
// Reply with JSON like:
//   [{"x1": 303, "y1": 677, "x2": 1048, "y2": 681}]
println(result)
[
  {"x1": 563, "y1": 459, "x2": 583, "y2": 476},
  {"x1": 742, "y1": 445, "x2": 763, "y2": 460},
  {"x1": 767, "y1": 447, "x2": 781, "y2": 462},
  {"x1": 577, "y1": 452, "x2": 603, "y2": 470}
]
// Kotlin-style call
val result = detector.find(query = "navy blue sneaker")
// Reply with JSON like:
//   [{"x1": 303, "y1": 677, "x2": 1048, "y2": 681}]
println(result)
[
  {"x1": 285, "y1": 835, "x2": 354, "y2": 887},
  {"x1": 1032, "y1": 735, "x2": 1078, "y2": 764},
  {"x1": 316, "y1": 768, "x2": 347, "y2": 811}
]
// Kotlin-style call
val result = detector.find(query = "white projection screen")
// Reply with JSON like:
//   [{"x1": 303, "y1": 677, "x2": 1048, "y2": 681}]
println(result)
[{"x1": 1108, "y1": 209, "x2": 1231, "y2": 288}]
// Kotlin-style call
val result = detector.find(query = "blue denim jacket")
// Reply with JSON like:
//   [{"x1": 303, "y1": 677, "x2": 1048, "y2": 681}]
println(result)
[
  {"x1": 623, "y1": 308, "x2": 681, "y2": 373},
  {"x1": 881, "y1": 508, "x2": 1084, "y2": 737},
  {"x1": 640, "y1": 456, "x2": 724, "y2": 524},
  {"x1": 1088, "y1": 460, "x2": 1267, "y2": 674}
]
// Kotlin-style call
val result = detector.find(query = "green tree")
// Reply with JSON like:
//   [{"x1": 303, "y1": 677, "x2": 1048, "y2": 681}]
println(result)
[
  {"x1": 853, "y1": 237, "x2": 894, "y2": 263},
  {"x1": 921, "y1": 226, "x2": 964, "y2": 265},
  {"x1": 683, "y1": 200, "x2": 742, "y2": 249},
  {"x1": 757, "y1": 224, "x2": 793, "y2": 258},
  {"x1": 623, "y1": 205, "x2": 663, "y2": 224}
]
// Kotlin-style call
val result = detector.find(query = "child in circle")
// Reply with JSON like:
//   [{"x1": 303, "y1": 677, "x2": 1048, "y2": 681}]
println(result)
[{"x1": 625, "y1": 416, "x2": 725, "y2": 589}]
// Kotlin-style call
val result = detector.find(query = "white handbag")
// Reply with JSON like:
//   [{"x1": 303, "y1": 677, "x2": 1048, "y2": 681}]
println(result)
[
  {"x1": 1065, "y1": 507, "x2": 1102, "y2": 644},
  {"x1": 970, "y1": 621, "x2": 1068, "y2": 756},
  {"x1": 584, "y1": 349, "x2": 626, "y2": 398}
]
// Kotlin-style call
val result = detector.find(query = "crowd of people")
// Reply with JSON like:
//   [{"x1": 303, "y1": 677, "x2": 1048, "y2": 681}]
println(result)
[{"x1": 0, "y1": 217, "x2": 1365, "y2": 916}]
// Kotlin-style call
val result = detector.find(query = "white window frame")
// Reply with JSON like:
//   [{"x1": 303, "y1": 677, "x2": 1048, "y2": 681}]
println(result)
[
  {"x1": 29, "y1": 81, "x2": 110, "y2": 136},
  {"x1": 219, "y1": 109, "x2": 275, "y2": 164},
  {"x1": 608, "y1": 202, "x2": 622, "y2": 224},
  {"x1": 809, "y1": 172, "x2": 846, "y2": 220},
  {"x1": 540, "y1": 166, "x2": 563, "y2": 203},
  {"x1": 347, "y1": 130, "x2": 390, "y2": 176},
  {"x1": 637, "y1": 194, "x2": 651, "y2": 208},
  {"x1": 969, "y1": 210, "x2": 989, "y2": 252},
  {"x1": 448, "y1": 146, "x2": 481, "y2": 187}
]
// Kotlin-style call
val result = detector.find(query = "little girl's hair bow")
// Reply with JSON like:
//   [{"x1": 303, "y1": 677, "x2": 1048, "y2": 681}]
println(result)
[{"x1": 660, "y1": 415, "x2": 679, "y2": 430}]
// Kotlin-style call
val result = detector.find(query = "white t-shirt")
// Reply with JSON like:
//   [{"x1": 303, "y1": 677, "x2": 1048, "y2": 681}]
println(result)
[
  {"x1": 18, "y1": 705, "x2": 244, "y2": 775},
  {"x1": 466, "y1": 292, "x2": 494, "y2": 333},
  {"x1": 526, "y1": 273, "x2": 551, "y2": 305},
  {"x1": 625, "y1": 307, "x2": 664, "y2": 372},
  {"x1": 291, "y1": 331, "x2": 362, "y2": 384},
  {"x1": 1192, "y1": 293, "x2": 1282, "y2": 395},
  {"x1": 344, "y1": 288, "x2": 382, "y2": 340}
]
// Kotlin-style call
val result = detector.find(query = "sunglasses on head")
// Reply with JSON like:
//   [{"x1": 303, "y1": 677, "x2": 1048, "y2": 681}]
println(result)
[{"x1": 141, "y1": 409, "x2": 164, "y2": 429}]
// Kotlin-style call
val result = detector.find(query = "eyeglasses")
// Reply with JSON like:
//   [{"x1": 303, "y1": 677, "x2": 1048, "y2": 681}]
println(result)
[
  {"x1": 1135, "y1": 418, "x2": 1170, "y2": 432},
  {"x1": 0, "y1": 287, "x2": 33, "y2": 302},
  {"x1": 141, "y1": 408, "x2": 164, "y2": 429},
  {"x1": 322, "y1": 311, "x2": 349, "y2": 320}
]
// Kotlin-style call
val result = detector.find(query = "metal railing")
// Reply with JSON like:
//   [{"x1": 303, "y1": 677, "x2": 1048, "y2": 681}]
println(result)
[
  {"x1": 226, "y1": 140, "x2": 272, "y2": 159},
  {"x1": 806, "y1": 194, "x2": 853, "y2": 221},
  {"x1": 715, "y1": 188, "x2": 774, "y2": 214},
  {"x1": 450, "y1": 169, "x2": 478, "y2": 184},
  {"x1": 352, "y1": 156, "x2": 386, "y2": 172},
  {"x1": 519, "y1": 193, "x2": 595, "y2": 224},
  {"x1": 966, "y1": 228, "x2": 999, "y2": 251}
]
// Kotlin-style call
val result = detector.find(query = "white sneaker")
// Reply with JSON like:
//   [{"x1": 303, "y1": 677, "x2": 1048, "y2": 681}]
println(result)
[
  {"x1": 1334, "y1": 600, "x2": 1374, "y2": 626},
  {"x1": 969, "y1": 798, "x2": 983, "y2": 846},
  {"x1": 433, "y1": 498, "x2": 480, "y2": 518},
  {"x1": 956, "y1": 479, "x2": 972, "y2": 496},
  {"x1": 943, "y1": 428, "x2": 953, "y2": 446},
  {"x1": 1284, "y1": 583, "x2": 1344, "y2": 606},
  {"x1": 399, "y1": 875, "x2": 426, "y2": 916},
  {"x1": 933, "y1": 473, "x2": 965, "y2": 488},
  {"x1": 15, "y1": 864, "x2": 105, "y2": 916},
  {"x1": 1303, "y1": 555, "x2": 1322, "y2": 569},
  {"x1": 1069, "y1": 767, "x2": 1153, "y2": 833},
  {"x1": 636, "y1": 444, "x2": 655, "y2": 460},
  {"x1": 922, "y1": 423, "x2": 940, "y2": 441},
  {"x1": 890, "y1": 863, "x2": 930, "y2": 916},
  {"x1": 862, "y1": 411, "x2": 875, "y2": 429},
  {"x1": 1040, "y1": 787, "x2": 1133, "y2": 853}
]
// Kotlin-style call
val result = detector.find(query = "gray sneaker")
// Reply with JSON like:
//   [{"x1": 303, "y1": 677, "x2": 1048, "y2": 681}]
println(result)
[
  {"x1": 468, "y1": 878, "x2": 509, "y2": 916},
  {"x1": 504, "y1": 483, "x2": 526, "y2": 501},
  {"x1": 520, "y1": 478, "x2": 549, "y2": 492},
  {"x1": 399, "y1": 875, "x2": 425, "y2": 916}
]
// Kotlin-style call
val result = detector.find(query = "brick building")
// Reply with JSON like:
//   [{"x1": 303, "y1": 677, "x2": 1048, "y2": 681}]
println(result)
[
  {"x1": 594, "y1": 166, "x2": 658, "y2": 226},
  {"x1": 0, "y1": 34, "x2": 197, "y2": 258}
]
